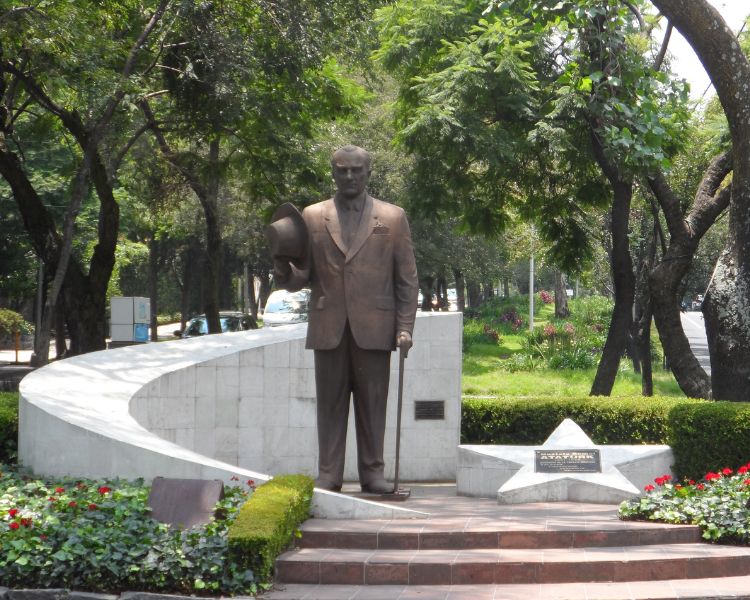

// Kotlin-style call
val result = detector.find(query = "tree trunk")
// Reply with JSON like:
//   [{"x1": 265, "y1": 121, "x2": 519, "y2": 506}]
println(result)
[
  {"x1": 638, "y1": 303, "x2": 654, "y2": 396},
  {"x1": 483, "y1": 282, "x2": 494, "y2": 302},
  {"x1": 200, "y1": 137, "x2": 223, "y2": 334},
  {"x1": 420, "y1": 276, "x2": 435, "y2": 311},
  {"x1": 54, "y1": 302, "x2": 67, "y2": 359},
  {"x1": 647, "y1": 154, "x2": 730, "y2": 399},
  {"x1": 554, "y1": 270, "x2": 570, "y2": 318},
  {"x1": 467, "y1": 280, "x2": 481, "y2": 309},
  {"x1": 591, "y1": 176, "x2": 635, "y2": 396},
  {"x1": 149, "y1": 236, "x2": 159, "y2": 342},
  {"x1": 453, "y1": 268, "x2": 465, "y2": 312},
  {"x1": 651, "y1": 0, "x2": 750, "y2": 400},
  {"x1": 503, "y1": 277, "x2": 510, "y2": 298},
  {"x1": 258, "y1": 270, "x2": 271, "y2": 311},
  {"x1": 0, "y1": 143, "x2": 114, "y2": 359}
]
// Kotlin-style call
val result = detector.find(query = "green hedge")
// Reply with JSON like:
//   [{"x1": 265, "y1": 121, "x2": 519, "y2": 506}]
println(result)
[
  {"x1": 228, "y1": 474, "x2": 314, "y2": 582},
  {"x1": 0, "y1": 392, "x2": 18, "y2": 464},
  {"x1": 461, "y1": 396, "x2": 750, "y2": 480},
  {"x1": 667, "y1": 402, "x2": 750, "y2": 480},
  {"x1": 462, "y1": 396, "x2": 704, "y2": 445}
]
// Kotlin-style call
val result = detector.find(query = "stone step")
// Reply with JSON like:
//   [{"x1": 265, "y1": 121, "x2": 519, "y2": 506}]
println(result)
[
  {"x1": 260, "y1": 578, "x2": 750, "y2": 599},
  {"x1": 274, "y1": 543, "x2": 750, "y2": 586},
  {"x1": 298, "y1": 518, "x2": 701, "y2": 550}
]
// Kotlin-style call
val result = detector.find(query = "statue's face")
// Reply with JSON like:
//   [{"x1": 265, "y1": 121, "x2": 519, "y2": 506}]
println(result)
[{"x1": 332, "y1": 152, "x2": 370, "y2": 200}]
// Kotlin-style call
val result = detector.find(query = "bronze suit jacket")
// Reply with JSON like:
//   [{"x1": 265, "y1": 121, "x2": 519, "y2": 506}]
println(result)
[{"x1": 282, "y1": 195, "x2": 418, "y2": 351}]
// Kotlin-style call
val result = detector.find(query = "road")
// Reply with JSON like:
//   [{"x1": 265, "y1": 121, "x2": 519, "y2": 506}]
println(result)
[{"x1": 680, "y1": 310, "x2": 711, "y2": 375}]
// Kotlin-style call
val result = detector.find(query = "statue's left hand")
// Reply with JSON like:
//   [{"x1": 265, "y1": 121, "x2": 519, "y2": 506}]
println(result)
[{"x1": 396, "y1": 331, "x2": 412, "y2": 358}]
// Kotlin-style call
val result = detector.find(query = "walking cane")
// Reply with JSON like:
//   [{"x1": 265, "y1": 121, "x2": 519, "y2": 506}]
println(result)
[{"x1": 392, "y1": 340, "x2": 410, "y2": 498}]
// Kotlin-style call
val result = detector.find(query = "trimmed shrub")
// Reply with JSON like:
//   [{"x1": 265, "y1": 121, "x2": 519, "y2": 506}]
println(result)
[
  {"x1": 461, "y1": 396, "x2": 701, "y2": 446},
  {"x1": 667, "y1": 402, "x2": 750, "y2": 481},
  {"x1": 228, "y1": 474, "x2": 314, "y2": 582},
  {"x1": 0, "y1": 392, "x2": 18, "y2": 464}
]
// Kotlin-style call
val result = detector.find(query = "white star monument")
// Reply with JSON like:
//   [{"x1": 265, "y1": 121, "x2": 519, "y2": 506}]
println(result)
[{"x1": 457, "y1": 419, "x2": 674, "y2": 503}]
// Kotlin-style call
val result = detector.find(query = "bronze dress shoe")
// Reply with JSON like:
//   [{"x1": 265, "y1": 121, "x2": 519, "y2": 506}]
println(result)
[
  {"x1": 361, "y1": 479, "x2": 392, "y2": 494},
  {"x1": 314, "y1": 478, "x2": 342, "y2": 492}
]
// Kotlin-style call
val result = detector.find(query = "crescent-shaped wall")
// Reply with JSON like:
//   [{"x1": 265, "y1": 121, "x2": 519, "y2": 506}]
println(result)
[{"x1": 18, "y1": 312, "x2": 462, "y2": 519}]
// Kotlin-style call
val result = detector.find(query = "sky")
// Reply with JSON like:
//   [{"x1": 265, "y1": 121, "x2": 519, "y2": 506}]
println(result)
[{"x1": 668, "y1": 0, "x2": 749, "y2": 100}]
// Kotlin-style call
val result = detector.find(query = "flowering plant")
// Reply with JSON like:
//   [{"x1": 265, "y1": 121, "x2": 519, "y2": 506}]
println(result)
[
  {"x1": 619, "y1": 461, "x2": 750, "y2": 543},
  {"x1": 0, "y1": 466, "x2": 257, "y2": 594},
  {"x1": 538, "y1": 290, "x2": 553, "y2": 304}
]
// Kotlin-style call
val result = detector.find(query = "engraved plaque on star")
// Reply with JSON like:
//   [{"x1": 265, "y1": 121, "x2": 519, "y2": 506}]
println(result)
[{"x1": 535, "y1": 449, "x2": 602, "y2": 473}]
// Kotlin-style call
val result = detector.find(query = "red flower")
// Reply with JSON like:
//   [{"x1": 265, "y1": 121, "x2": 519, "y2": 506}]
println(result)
[
  {"x1": 98, "y1": 486, "x2": 111, "y2": 495},
  {"x1": 247, "y1": 480, "x2": 255, "y2": 488},
  {"x1": 688, "y1": 480, "x2": 696, "y2": 485},
  {"x1": 722, "y1": 468, "x2": 733, "y2": 476},
  {"x1": 675, "y1": 484, "x2": 683, "y2": 490},
  {"x1": 48, "y1": 497, "x2": 57, "y2": 502},
  {"x1": 87, "y1": 503, "x2": 98, "y2": 511},
  {"x1": 230, "y1": 476, "x2": 239, "y2": 481},
  {"x1": 696, "y1": 483, "x2": 705, "y2": 490},
  {"x1": 744, "y1": 479, "x2": 750, "y2": 486},
  {"x1": 704, "y1": 472, "x2": 721, "y2": 481},
  {"x1": 20, "y1": 518, "x2": 32, "y2": 527},
  {"x1": 644, "y1": 484, "x2": 655, "y2": 492},
  {"x1": 39, "y1": 534, "x2": 47, "y2": 541},
  {"x1": 8, "y1": 508, "x2": 18, "y2": 517},
  {"x1": 739, "y1": 466, "x2": 748, "y2": 474},
  {"x1": 8, "y1": 522, "x2": 19, "y2": 530},
  {"x1": 55, "y1": 487, "x2": 65, "y2": 494},
  {"x1": 68, "y1": 501, "x2": 77, "y2": 508}
]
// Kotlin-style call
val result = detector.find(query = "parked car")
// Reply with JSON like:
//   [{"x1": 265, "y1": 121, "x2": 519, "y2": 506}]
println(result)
[
  {"x1": 262, "y1": 289, "x2": 310, "y2": 326},
  {"x1": 176, "y1": 311, "x2": 258, "y2": 338}
]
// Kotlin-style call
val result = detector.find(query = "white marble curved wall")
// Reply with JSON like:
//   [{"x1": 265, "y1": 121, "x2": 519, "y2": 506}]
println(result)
[{"x1": 19, "y1": 312, "x2": 462, "y2": 519}]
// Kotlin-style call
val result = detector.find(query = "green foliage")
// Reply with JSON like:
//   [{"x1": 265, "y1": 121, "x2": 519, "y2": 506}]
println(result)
[
  {"x1": 461, "y1": 396, "x2": 702, "y2": 446},
  {"x1": 376, "y1": 0, "x2": 691, "y2": 273},
  {"x1": 0, "y1": 472, "x2": 257, "y2": 594},
  {"x1": 0, "y1": 393, "x2": 18, "y2": 465},
  {"x1": 228, "y1": 474, "x2": 314, "y2": 582},
  {"x1": 667, "y1": 402, "x2": 750, "y2": 481},
  {"x1": 464, "y1": 295, "x2": 611, "y2": 369},
  {"x1": 619, "y1": 463, "x2": 750, "y2": 544},
  {"x1": 0, "y1": 310, "x2": 32, "y2": 338}
]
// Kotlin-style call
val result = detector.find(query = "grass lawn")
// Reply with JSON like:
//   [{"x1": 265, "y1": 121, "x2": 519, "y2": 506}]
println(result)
[
  {"x1": 462, "y1": 297, "x2": 685, "y2": 398},
  {"x1": 463, "y1": 358, "x2": 684, "y2": 397}
]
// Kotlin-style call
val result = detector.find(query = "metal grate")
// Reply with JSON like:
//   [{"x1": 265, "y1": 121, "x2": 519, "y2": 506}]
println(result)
[{"x1": 414, "y1": 400, "x2": 445, "y2": 420}]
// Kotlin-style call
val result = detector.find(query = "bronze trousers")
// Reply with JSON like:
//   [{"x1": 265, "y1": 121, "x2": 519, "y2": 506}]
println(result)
[{"x1": 313, "y1": 322, "x2": 391, "y2": 487}]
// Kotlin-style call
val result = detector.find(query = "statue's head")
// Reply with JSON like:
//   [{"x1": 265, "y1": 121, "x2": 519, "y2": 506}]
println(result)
[{"x1": 331, "y1": 145, "x2": 371, "y2": 200}]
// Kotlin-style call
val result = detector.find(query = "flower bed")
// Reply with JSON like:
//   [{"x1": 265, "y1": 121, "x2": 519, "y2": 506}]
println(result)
[
  {"x1": 620, "y1": 462, "x2": 750, "y2": 544},
  {"x1": 0, "y1": 468, "x2": 258, "y2": 594}
]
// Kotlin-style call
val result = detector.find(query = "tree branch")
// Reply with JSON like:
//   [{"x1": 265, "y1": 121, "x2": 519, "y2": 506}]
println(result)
[
  {"x1": 654, "y1": 22, "x2": 673, "y2": 71},
  {"x1": 647, "y1": 171, "x2": 687, "y2": 240},
  {"x1": 140, "y1": 98, "x2": 208, "y2": 200},
  {"x1": 622, "y1": 1, "x2": 646, "y2": 31},
  {"x1": 97, "y1": 0, "x2": 172, "y2": 132}
]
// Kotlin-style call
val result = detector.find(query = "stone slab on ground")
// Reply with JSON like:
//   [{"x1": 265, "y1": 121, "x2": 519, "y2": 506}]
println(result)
[{"x1": 457, "y1": 419, "x2": 673, "y2": 503}]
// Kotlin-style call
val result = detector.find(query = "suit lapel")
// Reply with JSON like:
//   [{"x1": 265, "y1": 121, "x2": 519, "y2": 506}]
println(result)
[
  {"x1": 324, "y1": 200, "x2": 347, "y2": 257},
  {"x1": 345, "y1": 194, "x2": 374, "y2": 263}
]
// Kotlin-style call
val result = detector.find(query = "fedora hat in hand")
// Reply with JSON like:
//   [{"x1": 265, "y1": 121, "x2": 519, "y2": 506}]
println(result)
[{"x1": 265, "y1": 203, "x2": 309, "y2": 267}]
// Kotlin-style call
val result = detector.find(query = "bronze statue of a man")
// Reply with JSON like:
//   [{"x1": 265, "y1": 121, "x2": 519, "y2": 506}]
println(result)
[{"x1": 268, "y1": 145, "x2": 419, "y2": 493}]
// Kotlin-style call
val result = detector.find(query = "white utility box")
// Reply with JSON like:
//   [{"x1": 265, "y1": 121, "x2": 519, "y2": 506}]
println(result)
[{"x1": 110, "y1": 296, "x2": 150, "y2": 343}]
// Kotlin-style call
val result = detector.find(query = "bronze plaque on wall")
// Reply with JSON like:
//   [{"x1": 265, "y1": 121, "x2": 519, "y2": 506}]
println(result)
[{"x1": 535, "y1": 449, "x2": 601, "y2": 473}]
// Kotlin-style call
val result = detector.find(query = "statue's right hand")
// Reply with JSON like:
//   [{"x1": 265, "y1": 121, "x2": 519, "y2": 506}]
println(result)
[{"x1": 273, "y1": 258, "x2": 292, "y2": 280}]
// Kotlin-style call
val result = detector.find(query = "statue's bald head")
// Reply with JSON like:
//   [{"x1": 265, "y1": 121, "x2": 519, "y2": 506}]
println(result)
[{"x1": 331, "y1": 145, "x2": 371, "y2": 171}]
